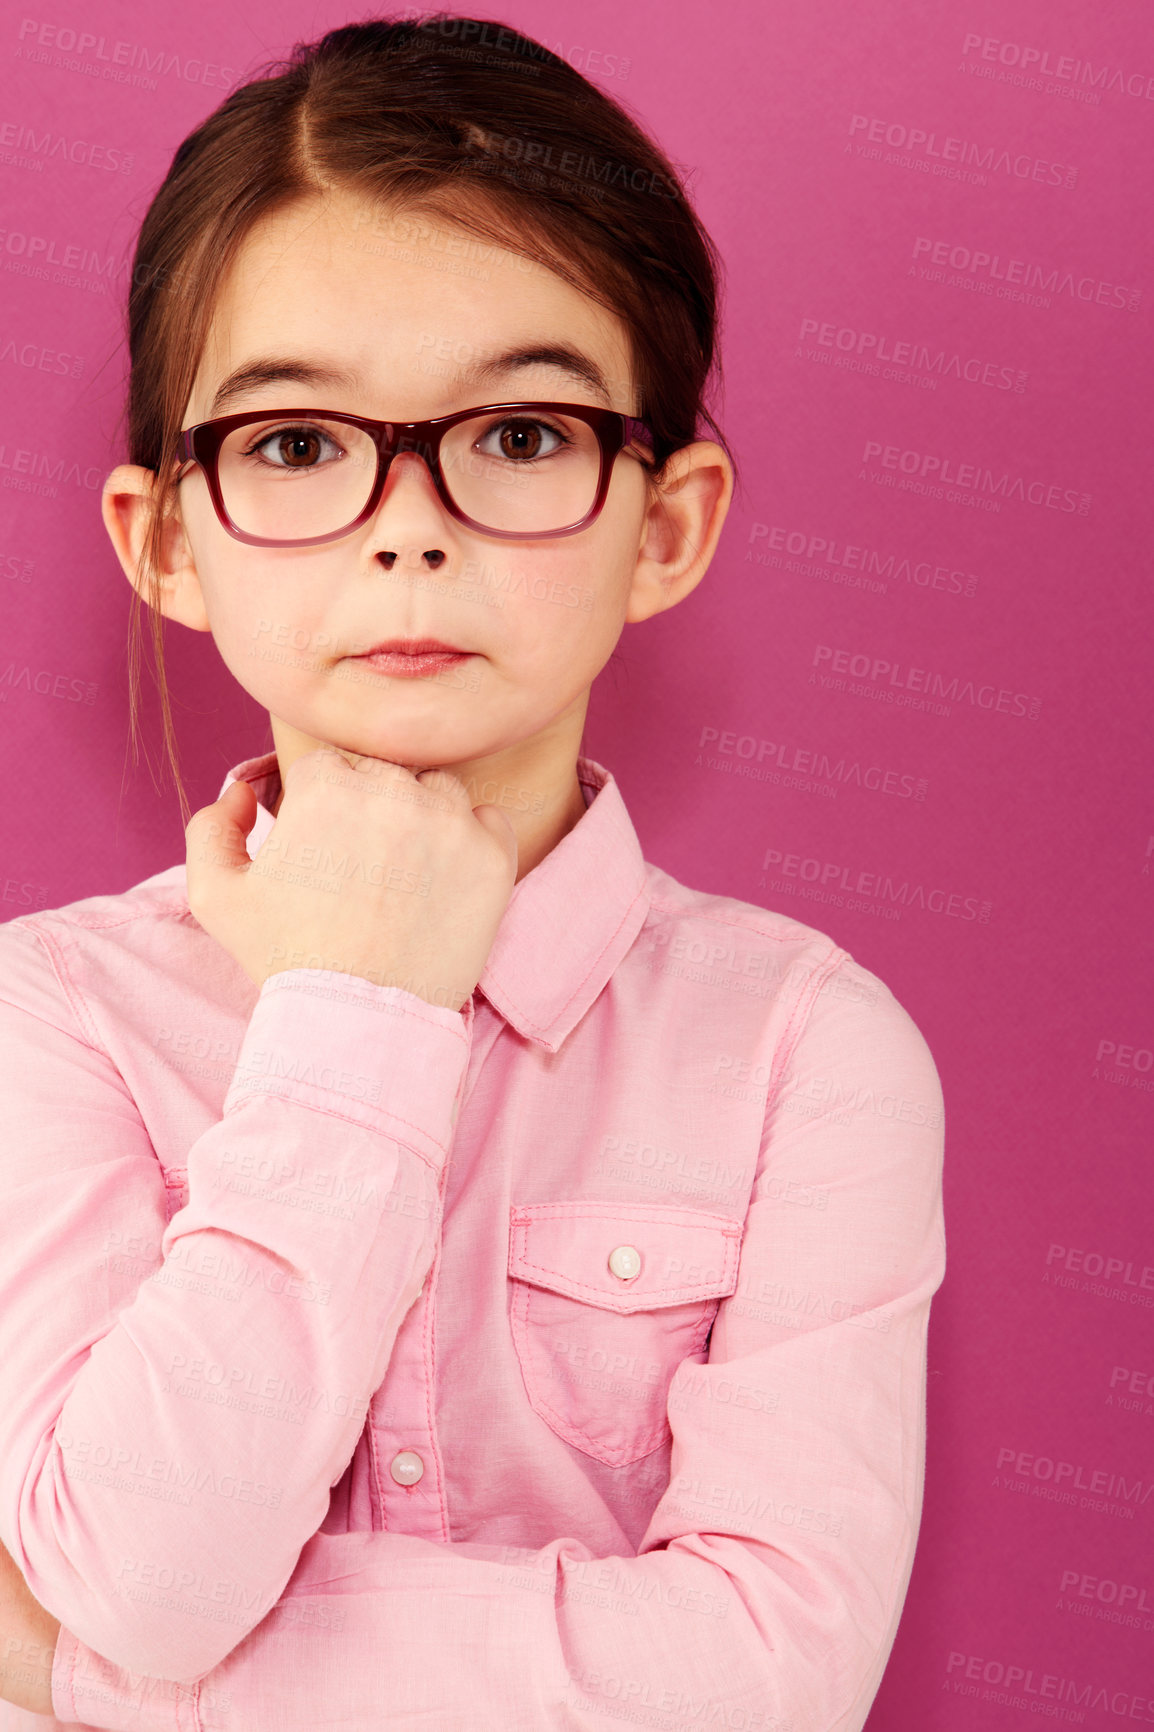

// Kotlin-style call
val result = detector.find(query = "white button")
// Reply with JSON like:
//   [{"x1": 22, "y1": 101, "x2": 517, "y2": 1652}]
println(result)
[
  {"x1": 608, "y1": 1244, "x2": 641, "y2": 1280},
  {"x1": 389, "y1": 1450, "x2": 425, "y2": 1486}
]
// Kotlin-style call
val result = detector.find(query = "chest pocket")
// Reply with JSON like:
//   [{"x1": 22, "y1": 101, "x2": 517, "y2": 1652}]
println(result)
[{"x1": 508, "y1": 1199, "x2": 741, "y2": 1467}]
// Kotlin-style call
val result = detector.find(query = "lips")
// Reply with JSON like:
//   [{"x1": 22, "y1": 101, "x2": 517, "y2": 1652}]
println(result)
[{"x1": 357, "y1": 638, "x2": 467, "y2": 656}]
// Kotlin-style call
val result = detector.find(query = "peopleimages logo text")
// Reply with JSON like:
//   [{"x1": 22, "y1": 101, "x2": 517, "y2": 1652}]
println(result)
[
  {"x1": 961, "y1": 34, "x2": 1154, "y2": 102},
  {"x1": 812, "y1": 644, "x2": 1040, "y2": 720},
  {"x1": 16, "y1": 19, "x2": 238, "y2": 88},
  {"x1": 861, "y1": 440, "x2": 1090, "y2": 513},
  {"x1": 912, "y1": 237, "x2": 1141, "y2": 311},
  {"x1": 848, "y1": 114, "x2": 1076, "y2": 186}
]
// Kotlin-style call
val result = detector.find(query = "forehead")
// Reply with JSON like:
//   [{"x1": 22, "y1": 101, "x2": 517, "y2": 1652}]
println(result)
[{"x1": 192, "y1": 186, "x2": 636, "y2": 415}]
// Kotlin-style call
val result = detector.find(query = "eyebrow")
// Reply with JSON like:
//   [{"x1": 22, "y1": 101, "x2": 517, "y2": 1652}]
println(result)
[
  {"x1": 209, "y1": 360, "x2": 359, "y2": 416},
  {"x1": 458, "y1": 343, "x2": 614, "y2": 406},
  {"x1": 206, "y1": 343, "x2": 615, "y2": 417}
]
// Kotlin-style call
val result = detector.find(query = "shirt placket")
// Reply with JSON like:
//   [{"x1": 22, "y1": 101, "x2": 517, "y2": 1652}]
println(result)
[
  {"x1": 368, "y1": 1241, "x2": 451, "y2": 1539},
  {"x1": 366, "y1": 992, "x2": 491, "y2": 1541}
]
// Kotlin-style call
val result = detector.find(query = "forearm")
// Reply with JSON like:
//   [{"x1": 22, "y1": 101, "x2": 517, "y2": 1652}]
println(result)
[
  {"x1": 50, "y1": 1469, "x2": 925, "y2": 1732},
  {"x1": 1, "y1": 963, "x2": 471, "y2": 1683}
]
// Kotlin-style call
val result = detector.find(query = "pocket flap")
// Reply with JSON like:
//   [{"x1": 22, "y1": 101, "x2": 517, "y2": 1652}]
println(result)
[{"x1": 508, "y1": 1200, "x2": 741, "y2": 1314}]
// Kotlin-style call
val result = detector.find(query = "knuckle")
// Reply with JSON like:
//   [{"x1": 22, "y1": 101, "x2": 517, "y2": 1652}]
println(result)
[{"x1": 419, "y1": 767, "x2": 464, "y2": 796}]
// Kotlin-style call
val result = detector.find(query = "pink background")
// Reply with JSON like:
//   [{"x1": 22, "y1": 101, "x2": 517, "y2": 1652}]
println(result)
[{"x1": 2, "y1": 0, "x2": 1152, "y2": 1724}]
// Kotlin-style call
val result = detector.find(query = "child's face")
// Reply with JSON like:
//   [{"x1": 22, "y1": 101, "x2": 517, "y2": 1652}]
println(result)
[{"x1": 171, "y1": 186, "x2": 665, "y2": 785}]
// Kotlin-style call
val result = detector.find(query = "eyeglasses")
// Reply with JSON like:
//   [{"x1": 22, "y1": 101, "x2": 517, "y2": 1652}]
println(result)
[{"x1": 175, "y1": 401, "x2": 656, "y2": 546}]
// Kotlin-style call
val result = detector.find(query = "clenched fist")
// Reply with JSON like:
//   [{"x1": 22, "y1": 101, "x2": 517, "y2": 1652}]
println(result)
[{"x1": 185, "y1": 748, "x2": 518, "y2": 1012}]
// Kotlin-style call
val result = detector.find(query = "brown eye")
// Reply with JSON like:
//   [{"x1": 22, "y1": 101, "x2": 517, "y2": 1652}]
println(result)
[
  {"x1": 498, "y1": 421, "x2": 543, "y2": 460},
  {"x1": 244, "y1": 425, "x2": 345, "y2": 470},
  {"x1": 277, "y1": 430, "x2": 323, "y2": 467},
  {"x1": 473, "y1": 416, "x2": 571, "y2": 466}
]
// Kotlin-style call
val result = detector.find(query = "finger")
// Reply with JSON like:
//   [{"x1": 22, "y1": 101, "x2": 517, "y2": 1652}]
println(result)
[
  {"x1": 413, "y1": 766, "x2": 467, "y2": 798},
  {"x1": 323, "y1": 746, "x2": 362, "y2": 773},
  {"x1": 185, "y1": 780, "x2": 258, "y2": 892},
  {"x1": 298, "y1": 744, "x2": 363, "y2": 777}
]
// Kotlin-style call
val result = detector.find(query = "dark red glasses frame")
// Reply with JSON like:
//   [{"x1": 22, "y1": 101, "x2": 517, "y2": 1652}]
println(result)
[{"x1": 175, "y1": 401, "x2": 657, "y2": 547}]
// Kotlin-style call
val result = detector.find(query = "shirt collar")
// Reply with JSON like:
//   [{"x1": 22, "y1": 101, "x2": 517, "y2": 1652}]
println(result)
[{"x1": 216, "y1": 750, "x2": 652, "y2": 1053}]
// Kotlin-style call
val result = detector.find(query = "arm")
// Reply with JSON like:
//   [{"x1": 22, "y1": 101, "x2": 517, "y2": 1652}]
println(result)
[
  {"x1": 51, "y1": 955, "x2": 947, "y2": 1732},
  {"x1": 0, "y1": 917, "x2": 471, "y2": 1684}
]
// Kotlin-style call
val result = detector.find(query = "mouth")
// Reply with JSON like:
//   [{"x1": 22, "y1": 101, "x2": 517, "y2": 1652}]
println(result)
[
  {"x1": 357, "y1": 638, "x2": 468, "y2": 657},
  {"x1": 352, "y1": 638, "x2": 473, "y2": 678}
]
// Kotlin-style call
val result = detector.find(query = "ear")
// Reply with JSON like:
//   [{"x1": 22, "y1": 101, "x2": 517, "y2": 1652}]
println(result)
[
  {"x1": 101, "y1": 464, "x2": 213, "y2": 632},
  {"x1": 624, "y1": 440, "x2": 734, "y2": 625}
]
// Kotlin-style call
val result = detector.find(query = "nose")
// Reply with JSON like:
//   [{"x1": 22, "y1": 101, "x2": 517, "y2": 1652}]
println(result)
[{"x1": 369, "y1": 449, "x2": 450, "y2": 572}]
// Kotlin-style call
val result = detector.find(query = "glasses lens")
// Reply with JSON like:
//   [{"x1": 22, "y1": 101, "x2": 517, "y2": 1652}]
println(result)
[
  {"x1": 216, "y1": 417, "x2": 378, "y2": 542},
  {"x1": 440, "y1": 410, "x2": 603, "y2": 534}
]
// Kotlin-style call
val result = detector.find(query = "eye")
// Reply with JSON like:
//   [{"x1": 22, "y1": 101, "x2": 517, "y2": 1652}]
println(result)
[
  {"x1": 244, "y1": 424, "x2": 345, "y2": 470},
  {"x1": 475, "y1": 417, "x2": 571, "y2": 462}
]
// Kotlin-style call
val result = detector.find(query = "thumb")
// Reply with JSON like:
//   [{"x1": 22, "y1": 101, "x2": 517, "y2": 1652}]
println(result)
[
  {"x1": 185, "y1": 779, "x2": 259, "y2": 892},
  {"x1": 471, "y1": 802, "x2": 519, "y2": 875}
]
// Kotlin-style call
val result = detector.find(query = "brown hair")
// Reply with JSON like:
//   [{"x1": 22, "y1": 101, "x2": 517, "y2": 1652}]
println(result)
[{"x1": 123, "y1": 14, "x2": 734, "y2": 823}]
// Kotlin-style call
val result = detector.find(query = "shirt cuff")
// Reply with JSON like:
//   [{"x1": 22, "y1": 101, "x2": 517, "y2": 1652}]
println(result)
[
  {"x1": 52, "y1": 1624, "x2": 199, "y2": 1731},
  {"x1": 223, "y1": 970, "x2": 473, "y2": 1170}
]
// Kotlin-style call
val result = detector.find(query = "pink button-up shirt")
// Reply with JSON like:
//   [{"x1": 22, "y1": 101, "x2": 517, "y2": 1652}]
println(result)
[{"x1": 0, "y1": 750, "x2": 945, "y2": 1732}]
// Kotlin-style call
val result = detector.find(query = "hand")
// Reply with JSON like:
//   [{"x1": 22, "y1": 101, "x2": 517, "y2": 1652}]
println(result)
[
  {"x1": 185, "y1": 748, "x2": 519, "y2": 1011},
  {"x1": 0, "y1": 1537, "x2": 60, "y2": 1716}
]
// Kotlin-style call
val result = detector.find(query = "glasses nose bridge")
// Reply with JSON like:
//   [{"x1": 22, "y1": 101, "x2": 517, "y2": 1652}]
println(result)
[
  {"x1": 371, "y1": 417, "x2": 444, "y2": 485},
  {"x1": 364, "y1": 417, "x2": 452, "y2": 526}
]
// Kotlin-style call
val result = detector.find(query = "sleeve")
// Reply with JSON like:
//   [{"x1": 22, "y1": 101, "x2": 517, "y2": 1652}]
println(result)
[
  {"x1": 49, "y1": 949, "x2": 947, "y2": 1732},
  {"x1": 0, "y1": 920, "x2": 472, "y2": 1683}
]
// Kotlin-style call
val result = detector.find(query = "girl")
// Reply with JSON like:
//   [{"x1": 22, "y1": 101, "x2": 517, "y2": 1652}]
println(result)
[{"x1": 0, "y1": 16, "x2": 945, "y2": 1730}]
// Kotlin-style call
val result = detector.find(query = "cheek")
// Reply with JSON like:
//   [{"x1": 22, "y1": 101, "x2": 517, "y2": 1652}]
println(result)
[
  {"x1": 501, "y1": 485, "x2": 644, "y2": 645},
  {"x1": 184, "y1": 499, "x2": 324, "y2": 643},
  {"x1": 186, "y1": 537, "x2": 337, "y2": 691},
  {"x1": 495, "y1": 540, "x2": 622, "y2": 670}
]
